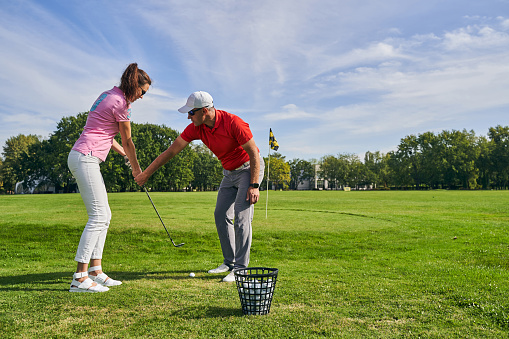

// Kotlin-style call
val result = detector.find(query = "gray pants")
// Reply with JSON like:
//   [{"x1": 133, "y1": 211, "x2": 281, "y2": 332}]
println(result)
[{"x1": 214, "y1": 157, "x2": 265, "y2": 270}]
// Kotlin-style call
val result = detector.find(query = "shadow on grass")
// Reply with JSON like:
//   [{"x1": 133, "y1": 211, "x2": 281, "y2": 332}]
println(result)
[
  {"x1": 0, "y1": 271, "x2": 246, "y2": 318},
  {"x1": 168, "y1": 306, "x2": 244, "y2": 318},
  {"x1": 0, "y1": 272, "x2": 68, "y2": 291},
  {"x1": 0, "y1": 270, "x2": 232, "y2": 291}
]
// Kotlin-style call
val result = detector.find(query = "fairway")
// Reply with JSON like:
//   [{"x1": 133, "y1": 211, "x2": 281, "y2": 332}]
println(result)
[{"x1": 1, "y1": 190, "x2": 508, "y2": 338}]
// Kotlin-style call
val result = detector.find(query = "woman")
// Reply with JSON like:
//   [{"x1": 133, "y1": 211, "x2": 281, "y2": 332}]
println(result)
[{"x1": 68, "y1": 63, "x2": 151, "y2": 292}]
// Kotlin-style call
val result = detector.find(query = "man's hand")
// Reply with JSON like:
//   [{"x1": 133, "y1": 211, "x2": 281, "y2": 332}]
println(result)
[
  {"x1": 246, "y1": 186, "x2": 260, "y2": 205},
  {"x1": 132, "y1": 167, "x2": 142, "y2": 178},
  {"x1": 135, "y1": 172, "x2": 148, "y2": 186}
]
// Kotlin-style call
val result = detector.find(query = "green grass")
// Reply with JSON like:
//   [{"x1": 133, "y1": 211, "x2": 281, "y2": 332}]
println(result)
[{"x1": 1, "y1": 190, "x2": 508, "y2": 338}]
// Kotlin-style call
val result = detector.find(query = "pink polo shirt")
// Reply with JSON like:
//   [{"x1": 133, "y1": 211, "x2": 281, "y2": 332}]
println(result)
[
  {"x1": 180, "y1": 110, "x2": 257, "y2": 170},
  {"x1": 72, "y1": 86, "x2": 131, "y2": 162}
]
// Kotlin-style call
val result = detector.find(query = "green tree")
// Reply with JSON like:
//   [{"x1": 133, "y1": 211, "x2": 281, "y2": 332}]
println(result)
[
  {"x1": 46, "y1": 112, "x2": 88, "y2": 192},
  {"x1": 319, "y1": 155, "x2": 341, "y2": 189},
  {"x1": 18, "y1": 112, "x2": 88, "y2": 193},
  {"x1": 439, "y1": 129, "x2": 479, "y2": 189},
  {"x1": 417, "y1": 132, "x2": 444, "y2": 189},
  {"x1": 263, "y1": 153, "x2": 290, "y2": 190},
  {"x1": 344, "y1": 153, "x2": 363, "y2": 188},
  {"x1": 379, "y1": 153, "x2": 394, "y2": 188},
  {"x1": 363, "y1": 151, "x2": 377, "y2": 186},
  {"x1": 0, "y1": 156, "x2": 4, "y2": 193},
  {"x1": 320, "y1": 153, "x2": 361, "y2": 189},
  {"x1": 391, "y1": 129, "x2": 481, "y2": 189},
  {"x1": 131, "y1": 123, "x2": 194, "y2": 192},
  {"x1": 288, "y1": 158, "x2": 314, "y2": 190},
  {"x1": 476, "y1": 135, "x2": 493, "y2": 189},
  {"x1": 191, "y1": 143, "x2": 222, "y2": 191},
  {"x1": 364, "y1": 151, "x2": 392, "y2": 188},
  {"x1": 487, "y1": 125, "x2": 509, "y2": 189},
  {"x1": 1, "y1": 134, "x2": 41, "y2": 193},
  {"x1": 390, "y1": 135, "x2": 422, "y2": 189}
]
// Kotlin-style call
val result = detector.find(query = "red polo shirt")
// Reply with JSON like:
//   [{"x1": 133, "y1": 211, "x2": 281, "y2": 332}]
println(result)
[{"x1": 180, "y1": 110, "x2": 258, "y2": 170}]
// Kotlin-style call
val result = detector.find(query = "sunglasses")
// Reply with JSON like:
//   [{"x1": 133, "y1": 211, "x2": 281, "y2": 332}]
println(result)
[
  {"x1": 188, "y1": 107, "x2": 205, "y2": 116},
  {"x1": 140, "y1": 88, "x2": 147, "y2": 96}
]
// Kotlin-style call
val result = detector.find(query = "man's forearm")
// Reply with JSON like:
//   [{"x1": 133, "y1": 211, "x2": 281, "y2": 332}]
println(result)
[{"x1": 250, "y1": 153, "x2": 260, "y2": 183}]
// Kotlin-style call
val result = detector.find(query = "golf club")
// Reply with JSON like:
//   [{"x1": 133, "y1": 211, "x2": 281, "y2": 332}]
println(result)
[
  {"x1": 143, "y1": 186, "x2": 184, "y2": 247},
  {"x1": 125, "y1": 137, "x2": 183, "y2": 247}
]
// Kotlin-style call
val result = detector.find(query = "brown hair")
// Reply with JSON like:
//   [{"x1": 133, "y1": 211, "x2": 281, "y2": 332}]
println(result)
[{"x1": 119, "y1": 63, "x2": 152, "y2": 102}]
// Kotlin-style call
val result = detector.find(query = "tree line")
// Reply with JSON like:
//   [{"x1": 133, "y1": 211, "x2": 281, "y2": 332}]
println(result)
[
  {"x1": 310, "y1": 127, "x2": 509, "y2": 190},
  {"x1": 1, "y1": 112, "x2": 509, "y2": 193}
]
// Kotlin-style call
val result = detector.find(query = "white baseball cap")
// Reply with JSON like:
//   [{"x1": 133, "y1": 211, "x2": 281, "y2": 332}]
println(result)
[{"x1": 178, "y1": 91, "x2": 214, "y2": 113}]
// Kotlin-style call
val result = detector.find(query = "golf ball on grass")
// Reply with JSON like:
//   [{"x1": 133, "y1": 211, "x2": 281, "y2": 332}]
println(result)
[{"x1": 189, "y1": 272, "x2": 195, "y2": 277}]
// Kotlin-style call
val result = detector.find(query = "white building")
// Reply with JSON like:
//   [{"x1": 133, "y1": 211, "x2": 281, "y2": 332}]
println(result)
[
  {"x1": 296, "y1": 165, "x2": 329, "y2": 190},
  {"x1": 15, "y1": 180, "x2": 55, "y2": 194}
]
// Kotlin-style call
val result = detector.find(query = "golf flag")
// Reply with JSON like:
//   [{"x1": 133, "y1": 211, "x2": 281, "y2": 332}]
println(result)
[{"x1": 269, "y1": 128, "x2": 279, "y2": 151}]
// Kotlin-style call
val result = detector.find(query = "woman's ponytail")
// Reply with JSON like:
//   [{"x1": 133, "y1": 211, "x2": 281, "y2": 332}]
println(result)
[{"x1": 119, "y1": 63, "x2": 152, "y2": 103}]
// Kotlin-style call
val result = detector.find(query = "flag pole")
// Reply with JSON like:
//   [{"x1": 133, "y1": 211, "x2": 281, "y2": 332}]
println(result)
[
  {"x1": 266, "y1": 146, "x2": 271, "y2": 218},
  {"x1": 266, "y1": 128, "x2": 278, "y2": 219}
]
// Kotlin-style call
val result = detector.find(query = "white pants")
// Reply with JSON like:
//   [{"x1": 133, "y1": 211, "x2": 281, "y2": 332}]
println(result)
[{"x1": 68, "y1": 150, "x2": 111, "y2": 263}]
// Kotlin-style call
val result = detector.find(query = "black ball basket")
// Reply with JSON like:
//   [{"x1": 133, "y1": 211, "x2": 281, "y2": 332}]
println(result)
[{"x1": 233, "y1": 267, "x2": 278, "y2": 315}]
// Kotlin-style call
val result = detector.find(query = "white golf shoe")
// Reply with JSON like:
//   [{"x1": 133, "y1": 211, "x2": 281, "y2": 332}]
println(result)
[
  {"x1": 69, "y1": 272, "x2": 109, "y2": 293},
  {"x1": 222, "y1": 271, "x2": 235, "y2": 282},
  {"x1": 88, "y1": 266, "x2": 122, "y2": 287},
  {"x1": 208, "y1": 263, "x2": 230, "y2": 274}
]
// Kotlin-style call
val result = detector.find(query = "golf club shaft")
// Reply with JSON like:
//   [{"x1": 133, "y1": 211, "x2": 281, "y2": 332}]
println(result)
[{"x1": 143, "y1": 186, "x2": 184, "y2": 247}]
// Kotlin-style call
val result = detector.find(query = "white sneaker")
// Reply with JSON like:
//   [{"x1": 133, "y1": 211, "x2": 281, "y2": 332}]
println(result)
[
  {"x1": 222, "y1": 271, "x2": 235, "y2": 282},
  {"x1": 208, "y1": 263, "x2": 230, "y2": 274},
  {"x1": 89, "y1": 273, "x2": 122, "y2": 287},
  {"x1": 88, "y1": 265, "x2": 122, "y2": 287},
  {"x1": 69, "y1": 272, "x2": 109, "y2": 293}
]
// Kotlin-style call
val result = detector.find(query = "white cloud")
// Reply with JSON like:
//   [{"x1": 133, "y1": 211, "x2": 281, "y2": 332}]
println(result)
[
  {"x1": 443, "y1": 25, "x2": 509, "y2": 50},
  {"x1": 134, "y1": 0, "x2": 320, "y2": 104},
  {"x1": 262, "y1": 104, "x2": 315, "y2": 122},
  {"x1": 500, "y1": 17, "x2": 509, "y2": 30}
]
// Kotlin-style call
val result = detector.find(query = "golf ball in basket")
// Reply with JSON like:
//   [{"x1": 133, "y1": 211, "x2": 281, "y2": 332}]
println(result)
[{"x1": 189, "y1": 272, "x2": 195, "y2": 277}]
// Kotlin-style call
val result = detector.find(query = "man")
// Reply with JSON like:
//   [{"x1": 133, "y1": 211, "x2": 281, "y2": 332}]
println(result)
[{"x1": 135, "y1": 91, "x2": 264, "y2": 282}]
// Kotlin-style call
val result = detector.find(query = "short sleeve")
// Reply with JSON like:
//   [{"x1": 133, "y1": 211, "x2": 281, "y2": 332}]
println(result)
[
  {"x1": 180, "y1": 124, "x2": 200, "y2": 142},
  {"x1": 113, "y1": 100, "x2": 131, "y2": 122}
]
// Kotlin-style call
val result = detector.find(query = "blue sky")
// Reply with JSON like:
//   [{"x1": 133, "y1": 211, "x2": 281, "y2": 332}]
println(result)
[{"x1": 1, "y1": 0, "x2": 509, "y2": 161}]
